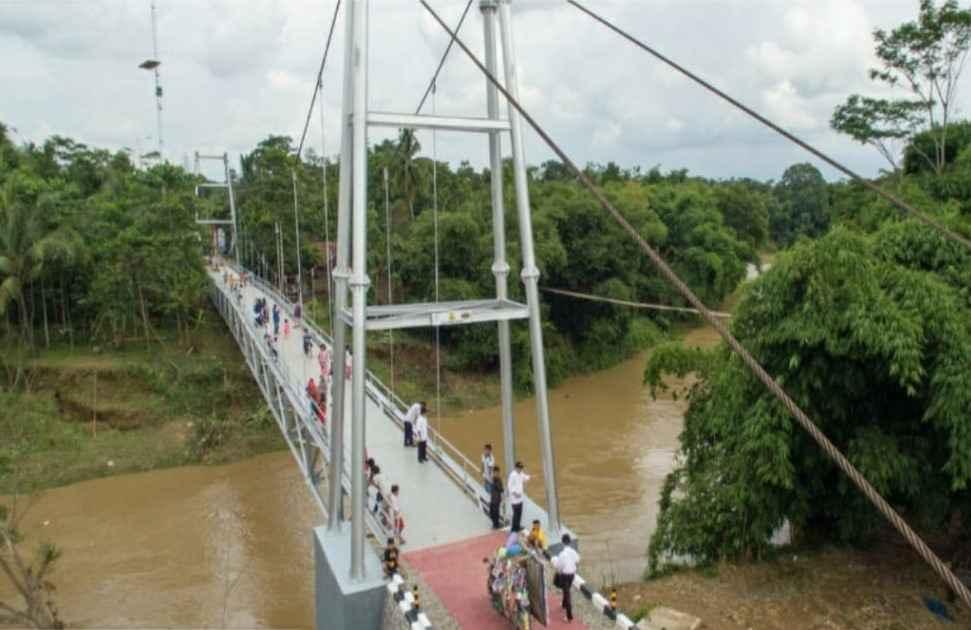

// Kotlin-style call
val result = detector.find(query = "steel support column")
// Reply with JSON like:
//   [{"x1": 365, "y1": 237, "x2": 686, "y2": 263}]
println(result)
[
  {"x1": 498, "y1": 0, "x2": 561, "y2": 533},
  {"x1": 481, "y1": 0, "x2": 516, "y2": 496},
  {"x1": 328, "y1": 0, "x2": 356, "y2": 534},
  {"x1": 347, "y1": 0, "x2": 371, "y2": 581},
  {"x1": 225, "y1": 153, "x2": 240, "y2": 266}
]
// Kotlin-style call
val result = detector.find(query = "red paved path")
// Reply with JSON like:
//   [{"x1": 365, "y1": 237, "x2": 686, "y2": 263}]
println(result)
[{"x1": 405, "y1": 531, "x2": 587, "y2": 629}]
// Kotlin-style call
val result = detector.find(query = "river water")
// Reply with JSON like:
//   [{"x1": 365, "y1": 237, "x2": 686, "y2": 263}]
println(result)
[
  {"x1": 2, "y1": 326, "x2": 719, "y2": 627},
  {"x1": 438, "y1": 325, "x2": 720, "y2": 584}
]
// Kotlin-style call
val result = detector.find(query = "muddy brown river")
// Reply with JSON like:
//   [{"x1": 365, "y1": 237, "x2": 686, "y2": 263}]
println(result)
[{"x1": 2, "y1": 326, "x2": 719, "y2": 628}]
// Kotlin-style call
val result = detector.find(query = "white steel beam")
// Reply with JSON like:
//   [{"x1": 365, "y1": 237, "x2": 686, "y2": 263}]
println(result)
[
  {"x1": 366, "y1": 111, "x2": 510, "y2": 133},
  {"x1": 338, "y1": 298, "x2": 529, "y2": 331}
]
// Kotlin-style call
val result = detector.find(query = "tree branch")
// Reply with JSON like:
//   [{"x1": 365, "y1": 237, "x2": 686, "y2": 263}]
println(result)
[
  {"x1": 0, "y1": 601, "x2": 35, "y2": 628},
  {"x1": 0, "y1": 542, "x2": 29, "y2": 601}
]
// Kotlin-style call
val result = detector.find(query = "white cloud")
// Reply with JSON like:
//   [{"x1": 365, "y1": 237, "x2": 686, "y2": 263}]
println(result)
[{"x1": 0, "y1": 0, "x2": 965, "y2": 180}]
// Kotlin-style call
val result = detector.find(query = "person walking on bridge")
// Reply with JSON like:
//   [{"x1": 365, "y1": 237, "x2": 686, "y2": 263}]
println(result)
[
  {"x1": 508, "y1": 462, "x2": 530, "y2": 532},
  {"x1": 415, "y1": 403, "x2": 429, "y2": 463},
  {"x1": 303, "y1": 330, "x2": 313, "y2": 357},
  {"x1": 390, "y1": 484, "x2": 405, "y2": 545},
  {"x1": 318, "y1": 343, "x2": 331, "y2": 379},
  {"x1": 306, "y1": 377, "x2": 320, "y2": 420},
  {"x1": 481, "y1": 444, "x2": 495, "y2": 493},
  {"x1": 272, "y1": 304, "x2": 281, "y2": 336},
  {"x1": 489, "y1": 466, "x2": 504, "y2": 529},
  {"x1": 553, "y1": 534, "x2": 580, "y2": 623},
  {"x1": 403, "y1": 401, "x2": 421, "y2": 447}
]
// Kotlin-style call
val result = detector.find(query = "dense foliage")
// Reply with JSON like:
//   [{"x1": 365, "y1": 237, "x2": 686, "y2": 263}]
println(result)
[
  {"x1": 646, "y1": 138, "x2": 971, "y2": 570},
  {"x1": 226, "y1": 135, "x2": 764, "y2": 388},
  {"x1": 0, "y1": 125, "x2": 209, "y2": 353},
  {"x1": 0, "y1": 123, "x2": 764, "y2": 391}
]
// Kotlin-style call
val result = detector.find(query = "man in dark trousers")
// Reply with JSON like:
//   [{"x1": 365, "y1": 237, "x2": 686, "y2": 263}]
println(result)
[
  {"x1": 508, "y1": 461, "x2": 530, "y2": 532},
  {"x1": 403, "y1": 401, "x2": 420, "y2": 447},
  {"x1": 553, "y1": 533, "x2": 580, "y2": 623},
  {"x1": 415, "y1": 403, "x2": 429, "y2": 463},
  {"x1": 489, "y1": 466, "x2": 503, "y2": 529}
]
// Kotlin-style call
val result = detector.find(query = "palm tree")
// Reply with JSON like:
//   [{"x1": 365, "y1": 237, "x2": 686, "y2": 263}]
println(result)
[
  {"x1": 0, "y1": 179, "x2": 77, "y2": 346},
  {"x1": 393, "y1": 129, "x2": 421, "y2": 220}
]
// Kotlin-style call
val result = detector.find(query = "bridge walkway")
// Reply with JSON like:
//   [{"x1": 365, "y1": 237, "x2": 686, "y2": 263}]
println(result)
[
  {"x1": 215, "y1": 265, "x2": 496, "y2": 551},
  {"x1": 209, "y1": 265, "x2": 631, "y2": 628}
]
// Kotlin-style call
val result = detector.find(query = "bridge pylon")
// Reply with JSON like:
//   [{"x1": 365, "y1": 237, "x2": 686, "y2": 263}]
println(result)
[
  {"x1": 321, "y1": 0, "x2": 562, "y2": 627},
  {"x1": 193, "y1": 151, "x2": 239, "y2": 266}
]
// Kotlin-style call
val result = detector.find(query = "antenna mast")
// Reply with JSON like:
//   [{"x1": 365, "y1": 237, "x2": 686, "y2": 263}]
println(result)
[{"x1": 138, "y1": 1, "x2": 164, "y2": 161}]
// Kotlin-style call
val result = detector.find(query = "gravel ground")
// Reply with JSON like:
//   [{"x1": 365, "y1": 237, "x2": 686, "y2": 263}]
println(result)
[
  {"x1": 381, "y1": 550, "x2": 620, "y2": 629},
  {"x1": 381, "y1": 556, "x2": 462, "y2": 630}
]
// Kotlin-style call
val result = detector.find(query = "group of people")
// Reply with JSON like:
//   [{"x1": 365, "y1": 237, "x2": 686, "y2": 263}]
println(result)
[
  {"x1": 230, "y1": 267, "x2": 579, "y2": 619},
  {"x1": 481, "y1": 444, "x2": 532, "y2": 533},
  {"x1": 367, "y1": 457, "x2": 405, "y2": 546},
  {"x1": 402, "y1": 401, "x2": 429, "y2": 462},
  {"x1": 481, "y1": 444, "x2": 580, "y2": 623}
]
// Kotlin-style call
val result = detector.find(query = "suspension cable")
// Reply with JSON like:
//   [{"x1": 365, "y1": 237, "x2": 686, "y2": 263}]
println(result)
[
  {"x1": 291, "y1": 169, "x2": 304, "y2": 311},
  {"x1": 297, "y1": 0, "x2": 342, "y2": 157},
  {"x1": 541, "y1": 287, "x2": 732, "y2": 318},
  {"x1": 384, "y1": 166, "x2": 395, "y2": 392},
  {"x1": 417, "y1": 0, "x2": 971, "y2": 607},
  {"x1": 566, "y1": 0, "x2": 971, "y2": 253},
  {"x1": 415, "y1": 0, "x2": 475, "y2": 114},
  {"x1": 318, "y1": 78, "x2": 334, "y2": 333},
  {"x1": 431, "y1": 82, "x2": 443, "y2": 440}
]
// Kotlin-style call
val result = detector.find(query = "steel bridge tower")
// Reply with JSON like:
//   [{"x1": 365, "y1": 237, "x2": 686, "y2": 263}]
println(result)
[{"x1": 324, "y1": 0, "x2": 562, "y2": 591}]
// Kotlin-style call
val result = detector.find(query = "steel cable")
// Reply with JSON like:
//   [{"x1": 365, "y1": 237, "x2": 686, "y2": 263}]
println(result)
[
  {"x1": 418, "y1": 0, "x2": 971, "y2": 607},
  {"x1": 415, "y1": 0, "x2": 475, "y2": 114},
  {"x1": 297, "y1": 0, "x2": 342, "y2": 157},
  {"x1": 566, "y1": 0, "x2": 971, "y2": 253},
  {"x1": 540, "y1": 286, "x2": 732, "y2": 318}
]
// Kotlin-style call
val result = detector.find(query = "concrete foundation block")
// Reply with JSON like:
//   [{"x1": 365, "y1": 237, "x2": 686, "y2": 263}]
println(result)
[
  {"x1": 314, "y1": 525, "x2": 387, "y2": 630},
  {"x1": 637, "y1": 606, "x2": 703, "y2": 630}
]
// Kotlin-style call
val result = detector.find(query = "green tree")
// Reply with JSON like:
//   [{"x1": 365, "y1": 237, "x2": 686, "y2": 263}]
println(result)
[
  {"x1": 0, "y1": 173, "x2": 78, "y2": 346},
  {"x1": 393, "y1": 129, "x2": 421, "y2": 220},
  {"x1": 647, "y1": 226, "x2": 971, "y2": 572},
  {"x1": 771, "y1": 163, "x2": 830, "y2": 246},
  {"x1": 714, "y1": 180, "x2": 771, "y2": 252},
  {"x1": 832, "y1": 0, "x2": 971, "y2": 173}
]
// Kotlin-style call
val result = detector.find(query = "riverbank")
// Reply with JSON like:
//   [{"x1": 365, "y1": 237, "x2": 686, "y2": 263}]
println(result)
[
  {"x1": 0, "y1": 316, "x2": 278, "y2": 494},
  {"x1": 617, "y1": 541, "x2": 966, "y2": 628}
]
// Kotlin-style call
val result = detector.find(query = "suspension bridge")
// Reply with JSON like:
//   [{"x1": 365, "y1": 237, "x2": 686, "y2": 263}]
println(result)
[{"x1": 194, "y1": 1, "x2": 971, "y2": 628}]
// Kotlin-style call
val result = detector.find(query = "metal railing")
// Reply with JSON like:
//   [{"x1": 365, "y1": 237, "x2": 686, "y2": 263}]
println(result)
[
  {"x1": 209, "y1": 269, "x2": 395, "y2": 545},
  {"x1": 227, "y1": 262, "x2": 492, "y2": 517}
]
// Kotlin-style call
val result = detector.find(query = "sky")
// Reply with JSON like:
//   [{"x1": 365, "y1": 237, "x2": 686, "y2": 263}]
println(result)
[{"x1": 1, "y1": 0, "x2": 968, "y2": 183}]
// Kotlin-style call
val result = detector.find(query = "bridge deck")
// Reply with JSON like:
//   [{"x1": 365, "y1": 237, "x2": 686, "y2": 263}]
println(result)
[{"x1": 216, "y1": 267, "x2": 496, "y2": 551}]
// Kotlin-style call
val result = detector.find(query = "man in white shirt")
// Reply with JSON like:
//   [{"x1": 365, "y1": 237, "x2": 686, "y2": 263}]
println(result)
[
  {"x1": 415, "y1": 403, "x2": 429, "y2": 463},
  {"x1": 403, "y1": 401, "x2": 421, "y2": 447},
  {"x1": 507, "y1": 461, "x2": 530, "y2": 532},
  {"x1": 369, "y1": 464, "x2": 387, "y2": 518},
  {"x1": 552, "y1": 533, "x2": 580, "y2": 623},
  {"x1": 481, "y1": 444, "x2": 495, "y2": 492}
]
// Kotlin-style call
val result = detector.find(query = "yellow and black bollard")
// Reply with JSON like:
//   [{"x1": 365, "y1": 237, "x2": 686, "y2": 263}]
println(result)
[
  {"x1": 413, "y1": 585, "x2": 420, "y2": 611},
  {"x1": 610, "y1": 588, "x2": 618, "y2": 611}
]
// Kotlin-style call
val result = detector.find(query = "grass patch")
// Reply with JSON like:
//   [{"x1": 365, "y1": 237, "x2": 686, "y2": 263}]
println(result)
[{"x1": 1, "y1": 311, "x2": 282, "y2": 494}]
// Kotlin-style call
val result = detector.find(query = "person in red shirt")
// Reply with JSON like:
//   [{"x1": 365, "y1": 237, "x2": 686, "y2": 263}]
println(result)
[{"x1": 306, "y1": 378, "x2": 320, "y2": 420}]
